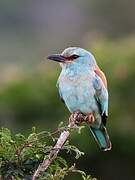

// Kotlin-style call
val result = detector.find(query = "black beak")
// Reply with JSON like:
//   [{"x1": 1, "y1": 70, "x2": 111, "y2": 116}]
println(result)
[{"x1": 47, "y1": 54, "x2": 66, "y2": 63}]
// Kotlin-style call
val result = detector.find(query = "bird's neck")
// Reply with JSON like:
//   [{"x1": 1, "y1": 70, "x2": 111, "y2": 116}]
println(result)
[{"x1": 61, "y1": 63, "x2": 93, "y2": 79}]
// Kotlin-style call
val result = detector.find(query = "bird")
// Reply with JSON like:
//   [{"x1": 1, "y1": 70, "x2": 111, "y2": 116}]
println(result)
[{"x1": 47, "y1": 47, "x2": 112, "y2": 151}]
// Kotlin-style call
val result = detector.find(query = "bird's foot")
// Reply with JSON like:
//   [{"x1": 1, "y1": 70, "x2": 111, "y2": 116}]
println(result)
[
  {"x1": 69, "y1": 110, "x2": 85, "y2": 127},
  {"x1": 84, "y1": 113, "x2": 95, "y2": 125},
  {"x1": 69, "y1": 111, "x2": 95, "y2": 127}
]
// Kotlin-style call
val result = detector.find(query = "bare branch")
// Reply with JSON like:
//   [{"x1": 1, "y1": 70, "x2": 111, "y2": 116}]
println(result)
[{"x1": 32, "y1": 111, "x2": 90, "y2": 180}]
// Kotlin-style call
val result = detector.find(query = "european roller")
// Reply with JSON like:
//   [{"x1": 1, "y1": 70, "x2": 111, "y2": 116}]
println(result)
[{"x1": 48, "y1": 47, "x2": 112, "y2": 151}]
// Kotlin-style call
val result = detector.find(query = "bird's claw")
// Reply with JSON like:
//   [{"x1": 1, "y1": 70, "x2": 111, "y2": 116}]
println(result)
[
  {"x1": 84, "y1": 113, "x2": 95, "y2": 124},
  {"x1": 69, "y1": 111, "x2": 95, "y2": 126},
  {"x1": 69, "y1": 110, "x2": 84, "y2": 126}
]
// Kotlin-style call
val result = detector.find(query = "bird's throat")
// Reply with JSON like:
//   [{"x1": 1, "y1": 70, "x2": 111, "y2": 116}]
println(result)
[{"x1": 62, "y1": 63, "x2": 91, "y2": 79}]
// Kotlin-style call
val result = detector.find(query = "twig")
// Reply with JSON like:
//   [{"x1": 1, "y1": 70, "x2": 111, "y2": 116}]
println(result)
[{"x1": 32, "y1": 111, "x2": 88, "y2": 180}]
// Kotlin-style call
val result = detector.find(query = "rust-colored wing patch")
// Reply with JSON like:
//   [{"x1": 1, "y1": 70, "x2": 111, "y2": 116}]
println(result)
[{"x1": 94, "y1": 66, "x2": 108, "y2": 89}]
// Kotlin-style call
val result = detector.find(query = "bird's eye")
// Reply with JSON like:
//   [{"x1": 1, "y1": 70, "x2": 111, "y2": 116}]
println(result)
[{"x1": 71, "y1": 54, "x2": 80, "y2": 59}]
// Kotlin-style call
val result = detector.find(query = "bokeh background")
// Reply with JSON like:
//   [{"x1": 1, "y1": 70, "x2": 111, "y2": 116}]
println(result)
[{"x1": 0, "y1": 0, "x2": 135, "y2": 179}]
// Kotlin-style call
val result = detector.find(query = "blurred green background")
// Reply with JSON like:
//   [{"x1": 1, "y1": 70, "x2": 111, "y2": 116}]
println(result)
[{"x1": 0, "y1": 0, "x2": 135, "y2": 179}]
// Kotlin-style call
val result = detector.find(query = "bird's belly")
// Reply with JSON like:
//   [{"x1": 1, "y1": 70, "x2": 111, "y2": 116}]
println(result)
[{"x1": 60, "y1": 82, "x2": 97, "y2": 114}]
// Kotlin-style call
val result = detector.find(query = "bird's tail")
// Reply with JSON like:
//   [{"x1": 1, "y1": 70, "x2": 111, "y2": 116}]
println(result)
[{"x1": 90, "y1": 125, "x2": 112, "y2": 151}]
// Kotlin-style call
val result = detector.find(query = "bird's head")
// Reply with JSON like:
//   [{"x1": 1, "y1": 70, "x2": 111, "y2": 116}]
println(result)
[{"x1": 47, "y1": 47, "x2": 97, "y2": 69}]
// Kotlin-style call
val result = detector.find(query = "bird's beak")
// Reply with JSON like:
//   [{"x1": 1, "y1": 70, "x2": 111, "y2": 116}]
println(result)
[{"x1": 47, "y1": 54, "x2": 66, "y2": 63}]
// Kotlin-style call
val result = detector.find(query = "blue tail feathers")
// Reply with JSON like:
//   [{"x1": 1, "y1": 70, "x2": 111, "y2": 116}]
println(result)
[{"x1": 90, "y1": 125, "x2": 112, "y2": 151}]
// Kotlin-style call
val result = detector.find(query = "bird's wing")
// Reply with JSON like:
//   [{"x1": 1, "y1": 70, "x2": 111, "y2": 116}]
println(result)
[
  {"x1": 94, "y1": 65, "x2": 107, "y2": 88},
  {"x1": 56, "y1": 81, "x2": 65, "y2": 103},
  {"x1": 93, "y1": 67, "x2": 108, "y2": 125}
]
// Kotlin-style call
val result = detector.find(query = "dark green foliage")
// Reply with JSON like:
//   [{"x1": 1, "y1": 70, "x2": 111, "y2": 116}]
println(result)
[{"x1": 0, "y1": 126, "x2": 96, "y2": 180}]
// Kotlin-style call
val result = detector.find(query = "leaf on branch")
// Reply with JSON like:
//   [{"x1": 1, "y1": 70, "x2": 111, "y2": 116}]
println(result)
[
  {"x1": 0, "y1": 126, "x2": 96, "y2": 180},
  {"x1": 63, "y1": 140, "x2": 84, "y2": 159}
]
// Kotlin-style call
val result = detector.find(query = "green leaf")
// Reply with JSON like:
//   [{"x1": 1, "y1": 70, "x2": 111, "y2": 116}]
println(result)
[
  {"x1": 0, "y1": 126, "x2": 95, "y2": 180},
  {"x1": 14, "y1": 133, "x2": 26, "y2": 146}
]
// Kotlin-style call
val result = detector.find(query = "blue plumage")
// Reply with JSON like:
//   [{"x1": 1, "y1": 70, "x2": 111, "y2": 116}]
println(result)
[{"x1": 48, "y1": 47, "x2": 112, "y2": 151}]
